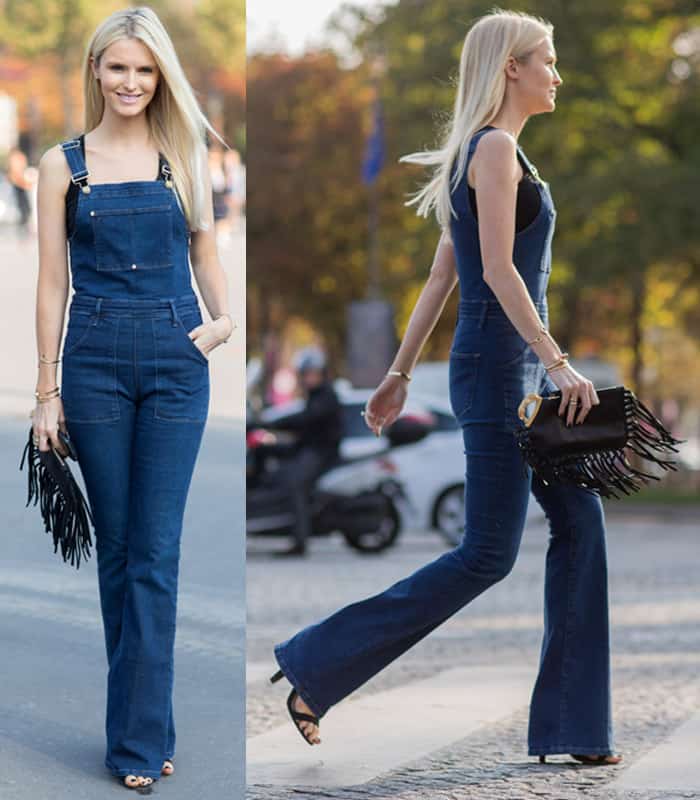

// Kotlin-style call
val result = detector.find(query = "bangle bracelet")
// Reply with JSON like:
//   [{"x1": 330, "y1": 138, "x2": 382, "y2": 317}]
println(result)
[
  {"x1": 544, "y1": 357, "x2": 570, "y2": 372},
  {"x1": 543, "y1": 352, "x2": 569, "y2": 370},
  {"x1": 35, "y1": 386, "x2": 60, "y2": 403},
  {"x1": 39, "y1": 355, "x2": 61, "y2": 366},
  {"x1": 546, "y1": 362, "x2": 569, "y2": 374},
  {"x1": 387, "y1": 370, "x2": 411, "y2": 382},
  {"x1": 526, "y1": 325, "x2": 551, "y2": 346}
]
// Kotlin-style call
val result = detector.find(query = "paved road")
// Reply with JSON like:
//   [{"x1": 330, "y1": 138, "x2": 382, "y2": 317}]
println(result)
[
  {"x1": 247, "y1": 506, "x2": 700, "y2": 800},
  {"x1": 0, "y1": 417, "x2": 245, "y2": 798}
]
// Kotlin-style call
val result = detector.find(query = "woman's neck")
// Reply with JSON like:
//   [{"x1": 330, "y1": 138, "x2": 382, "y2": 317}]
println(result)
[
  {"x1": 88, "y1": 108, "x2": 153, "y2": 150},
  {"x1": 488, "y1": 101, "x2": 529, "y2": 142}
]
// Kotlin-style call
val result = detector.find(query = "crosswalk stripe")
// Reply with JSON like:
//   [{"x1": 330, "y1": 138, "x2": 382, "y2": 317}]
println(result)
[
  {"x1": 612, "y1": 711, "x2": 700, "y2": 792},
  {"x1": 247, "y1": 663, "x2": 535, "y2": 787}
]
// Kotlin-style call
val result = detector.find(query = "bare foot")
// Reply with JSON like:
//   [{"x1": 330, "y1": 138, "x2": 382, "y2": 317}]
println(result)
[
  {"x1": 162, "y1": 759, "x2": 174, "y2": 776},
  {"x1": 292, "y1": 693, "x2": 321, "y2": 744}
]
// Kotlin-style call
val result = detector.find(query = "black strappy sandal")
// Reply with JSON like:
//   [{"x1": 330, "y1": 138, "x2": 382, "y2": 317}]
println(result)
[
  {"x1": 270, "y1": 668, "x2": 320, "y2": 746},
  {"x1": 539, "y1": 753, "x2": 623, "y2": 765},
  {"x1": 162, "y1": 758, "x2": 174, "y2": 776}
]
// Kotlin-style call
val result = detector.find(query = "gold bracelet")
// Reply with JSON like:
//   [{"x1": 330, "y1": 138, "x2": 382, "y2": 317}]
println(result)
[
  {"x1": 387, "y1": 369, "x2": 411, "y2": 382},
  {"x1": 526, "y1": 325, "x2": 550, "y2": 346},
  {"x1": 39, "y1": 355, "x2": 61, "y2": 366},
  {"x1": 544, "y1": 356, "x2": 570, "y2": 373},
  {"x1": 214, "y1": 313, "x2": 235, "y2": 343},
  {"x1": 543, "y1": 351, "x2": 569, "y2": 370},
  {"x1": 546, "y1": 362, "x2": 569, "y2": 373},
  {"x1": 35, "y1": 387, "x2": 60, "y2": 403}
]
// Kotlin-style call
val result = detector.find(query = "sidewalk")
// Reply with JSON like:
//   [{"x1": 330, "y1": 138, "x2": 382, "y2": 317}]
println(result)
[{"x1": 246, "y1": 517, "x2": 700, "y2": 799}]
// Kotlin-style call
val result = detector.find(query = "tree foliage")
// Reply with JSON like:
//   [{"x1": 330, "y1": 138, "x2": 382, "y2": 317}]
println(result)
[{"x1": 248, "y1": 0, "x2": 700, "y2": 408}]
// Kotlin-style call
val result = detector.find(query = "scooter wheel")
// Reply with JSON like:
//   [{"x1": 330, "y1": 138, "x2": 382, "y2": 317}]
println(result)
[{"x1": 342, "y1": 500, "x2": 401, "y2": 553}]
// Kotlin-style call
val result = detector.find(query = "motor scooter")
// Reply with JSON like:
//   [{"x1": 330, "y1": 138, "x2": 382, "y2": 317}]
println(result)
[{"x1": 246, "y1": 415, "x2": 432, "y2": 553}]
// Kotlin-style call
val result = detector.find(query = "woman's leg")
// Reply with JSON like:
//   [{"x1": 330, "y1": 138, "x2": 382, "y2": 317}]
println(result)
[
  {"x1": 274, "y1": 421, "x2": 533, "y2": 718},
  {"x1": 104, "y1": 407, "x2": 206, "y2": 778},
  {"x1": 67, "y1": 411, "x2": 135, "y2": 666},
  {"x1": 526, "y1": 475, "x2": 614, "y2": 756}
]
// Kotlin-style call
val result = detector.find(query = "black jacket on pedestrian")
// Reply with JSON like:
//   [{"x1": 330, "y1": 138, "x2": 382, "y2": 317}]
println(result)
[{"x1": 266, "y1": 382, "x2": 343, "y2": 458}]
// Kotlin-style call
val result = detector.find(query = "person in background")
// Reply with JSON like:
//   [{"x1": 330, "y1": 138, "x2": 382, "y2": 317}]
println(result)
[
  {"x1": 260, "y1": 346, "x2": 343, "y2": 556},
  {"x1": 7, "y1": 148, "x2": 32, "y2": 231}
]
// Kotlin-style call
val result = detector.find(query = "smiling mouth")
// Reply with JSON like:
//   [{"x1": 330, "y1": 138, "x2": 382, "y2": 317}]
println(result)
[{"x1": 117, "y1": 93, "x2": 143, "y2": 100}]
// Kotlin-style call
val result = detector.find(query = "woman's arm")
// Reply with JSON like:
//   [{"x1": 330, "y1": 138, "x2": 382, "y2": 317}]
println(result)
[
  {"x1": 188, "y1": 147, "x2": 235, "y2": 353},
  {"x1": 33, "y1": 146, "x2": 71, "y2": 451},
  {"x1": 364, "y1": 232, "x2": 458, "y2": 435},
  {"x1": 472, "y1": 129, "x2": 597, "y2": 424}
]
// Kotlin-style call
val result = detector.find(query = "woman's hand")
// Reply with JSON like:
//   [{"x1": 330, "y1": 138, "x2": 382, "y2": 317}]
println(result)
[
  {"x1": 32, "y1": 397, "x2": 68, "y2": 455},
  {"x1": 363, "y1": 375, "x2": 408, "y2": 436},
  {"x1": 547, "y1": 364, "x2": 600, "y2": 426},
  {"x1": 188, "y1": 316, "x2": 234, "y2": 358}
]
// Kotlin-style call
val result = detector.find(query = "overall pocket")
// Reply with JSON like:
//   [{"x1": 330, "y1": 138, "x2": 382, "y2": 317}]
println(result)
[
  {"x1": 448, "y1": 352, "x2": 480, "y2": 423},
  {"x1": 91, "y1": 204, "x2": 173, "y2": 271},
  {"x1": 61, "y1": 318, "x2": 120, "y2": 423},
  {"x1": 153, "y1": 315, "x2": 210, "y2": 423},
  {"x1": 62, "y1": 312, "x2": 96, "y2": 358}
]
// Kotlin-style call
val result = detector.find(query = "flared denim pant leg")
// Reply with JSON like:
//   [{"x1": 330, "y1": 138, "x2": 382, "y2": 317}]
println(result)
[
  {"x1": 62, "y1": 299, "x2": 209, "y2": 778},
  {"x1": 274, "y1": 420, "x2": 614, "y2": 755}
]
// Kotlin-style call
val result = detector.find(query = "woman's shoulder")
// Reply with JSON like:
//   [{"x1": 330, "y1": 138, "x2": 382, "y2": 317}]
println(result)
[
  {"x1": 471, "y1": 127, "x2": 517, "y2": 160},
  {"x1": 38, "y1": 143, "x2": 74, "y2": 195}
]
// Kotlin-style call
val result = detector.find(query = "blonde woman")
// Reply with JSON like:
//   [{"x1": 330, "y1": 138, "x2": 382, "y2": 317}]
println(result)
[
  {"x1": 272, "y1": 10, "x2": 623, "y2": 767},
  {"x1": 32, "y1": 7, "x2": 234, "y2": 792}
]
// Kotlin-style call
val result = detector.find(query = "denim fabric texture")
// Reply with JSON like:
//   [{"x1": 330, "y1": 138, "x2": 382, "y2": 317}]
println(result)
[
  {"x1": 59, "y1": 139, "x2": 209, "y2": 778},
  {"x1": 274, "y1": 127, "x2": 615, "y2": 756}
]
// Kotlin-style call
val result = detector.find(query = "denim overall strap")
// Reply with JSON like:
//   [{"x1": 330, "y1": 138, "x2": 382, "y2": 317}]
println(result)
[{"x1": 60, "y1": 139, "x2": 90, "y2": 193}]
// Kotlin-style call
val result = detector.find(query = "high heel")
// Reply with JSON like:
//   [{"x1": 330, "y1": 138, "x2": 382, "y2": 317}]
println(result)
[
  {"x1": 538, "y1": 753, "x2": 623, "y2": 765},
  {"x1": 270, "y1": 669, "x2": 284, "y2": 684},
  {"x1": 270, "y1": 668, "x2": 320, "y2": 745}
]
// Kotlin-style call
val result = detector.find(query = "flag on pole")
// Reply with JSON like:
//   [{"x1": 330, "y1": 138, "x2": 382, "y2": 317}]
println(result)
[{"x1": 361, "y1": 96, "x2": 384, "y2": 185}]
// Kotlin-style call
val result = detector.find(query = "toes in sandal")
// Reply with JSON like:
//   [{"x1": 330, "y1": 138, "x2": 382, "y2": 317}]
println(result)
[
  {"x1": 286, "y1": 689, "x2": 320, "y2": 745},
  {"x1": 270, "y1": 668, "x2": 321, "y2": 746},
  {"x1": 572, "y1": 753, "x2": 623, "y2": 765},
  {"x1": 122, "y1": 774, "x2": 155, "y2": 793},
  {"x1": 162, "y1": 758, "x2": 174, "y2": 776}
]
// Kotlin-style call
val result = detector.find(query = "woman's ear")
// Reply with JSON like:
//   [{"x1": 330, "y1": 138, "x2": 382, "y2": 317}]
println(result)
[
  {"x1": 89, "y1": 55, "x2": 100, "y2": 81},
  {"x1": 504, "y1": 55, "x2": 520, "y2": 81}
]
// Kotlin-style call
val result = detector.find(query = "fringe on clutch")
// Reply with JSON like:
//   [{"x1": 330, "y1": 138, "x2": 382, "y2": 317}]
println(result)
[
  {"x1": 516, "y1": 388, "x2": 685, "y2": 499},
  {"x1": 20, "y1": 432, "x2": 94, "y2": 568}
]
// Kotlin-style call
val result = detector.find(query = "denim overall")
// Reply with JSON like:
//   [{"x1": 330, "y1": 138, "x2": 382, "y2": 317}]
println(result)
[
  {"x1": 274, "y1": 128, "x2": 614, "y2": 757},
  {"x1": 59, "y1": 138, "x2": 209, "y2": 779}
]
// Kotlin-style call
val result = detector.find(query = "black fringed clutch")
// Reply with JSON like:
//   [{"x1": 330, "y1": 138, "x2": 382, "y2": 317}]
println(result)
[
  {"x1": 19, "y1": 428, "x2": 94, "y2": 568},
  {"x1": 515, "y1": 385, "x2": 685, "y2": 499}
]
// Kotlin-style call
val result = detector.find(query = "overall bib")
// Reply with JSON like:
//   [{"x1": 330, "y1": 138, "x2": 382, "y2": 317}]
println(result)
[
  {"x1": 59, "y1": 138, "x2": 210, "y2": 778},
  {"x1": 274, "y1": 128, "x2": 614, "y2": 756}
]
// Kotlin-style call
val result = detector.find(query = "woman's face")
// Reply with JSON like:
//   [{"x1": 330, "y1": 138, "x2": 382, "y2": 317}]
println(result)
[
  {"x1": 510, "y1": 37, "x2": 562, "y2": 114},
  {"x1": 91, "y1": 37, "x2": 160, "y2": 119}
]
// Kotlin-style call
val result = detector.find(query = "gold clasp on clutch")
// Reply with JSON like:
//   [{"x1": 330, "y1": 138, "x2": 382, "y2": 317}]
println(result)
[{"x1": 518, "y1": 393, "x2": 543, "y2": 428}]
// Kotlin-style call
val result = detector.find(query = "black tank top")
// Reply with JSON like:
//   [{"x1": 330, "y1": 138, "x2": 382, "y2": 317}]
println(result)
[
  {"x1": 64, "y1": 134, "x2": 167, "y2": 239},
  {"x1": 467, "y1": 127, "x2": 541, "y2": 232}
]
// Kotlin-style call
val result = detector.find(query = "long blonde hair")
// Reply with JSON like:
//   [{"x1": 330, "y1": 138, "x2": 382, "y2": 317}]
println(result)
[
  {"x1": 400, "y1": 9, "x2": 553, "y2": 229},
  {"x1": 83, "y1": 7, "x2": 225, "y2": 231}
]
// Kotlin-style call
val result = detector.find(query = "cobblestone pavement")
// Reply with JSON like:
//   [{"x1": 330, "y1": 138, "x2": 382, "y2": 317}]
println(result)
[{"x1": 246, "y1": 506, "x2": 700, "y2": 799}]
